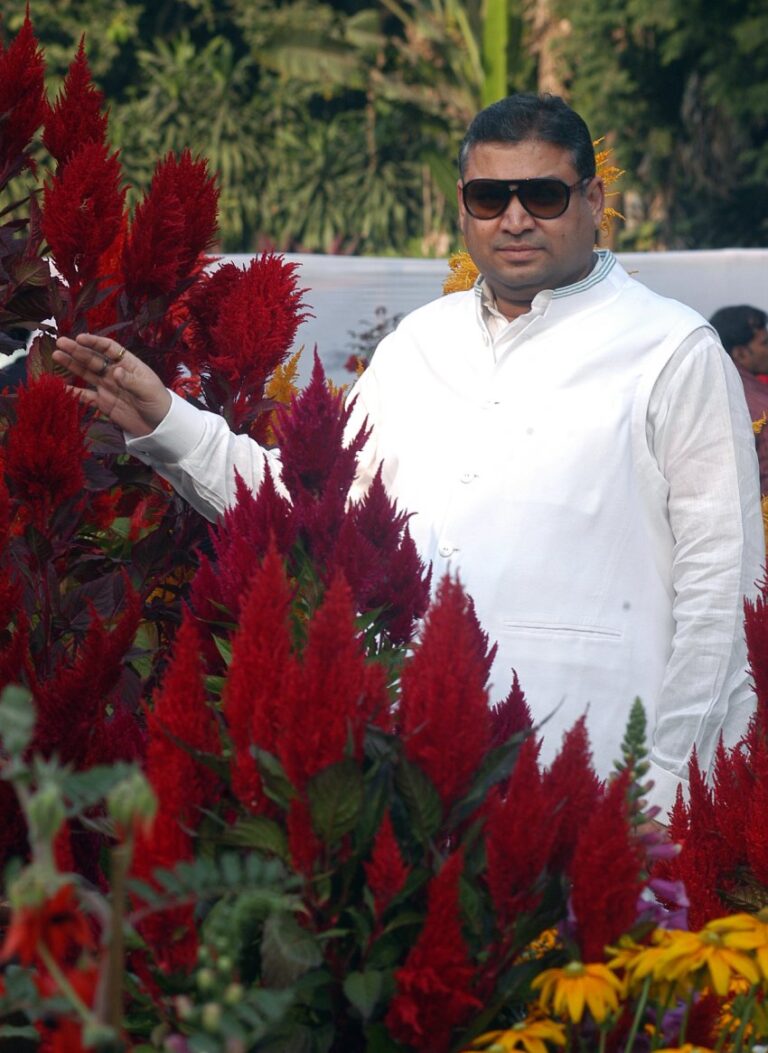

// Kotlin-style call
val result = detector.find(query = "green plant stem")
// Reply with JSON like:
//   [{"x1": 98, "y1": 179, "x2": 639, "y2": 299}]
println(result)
[
  {"x1": 623, "y1": 975, "x2": 652, "y2": 1052},
  {"x1": 102, "y1": 837, "x2": 133, "y2": 1031},
  {"x1": 38, "y1": 941, "x2": 99, "y2": 1025},
  {"x1": 729, "y1": 985, "x2": 758, "y2": 1053}
]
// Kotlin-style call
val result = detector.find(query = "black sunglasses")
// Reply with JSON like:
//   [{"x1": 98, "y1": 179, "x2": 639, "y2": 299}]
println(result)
[{"x1": 461, "y1": 177, "x2": 588, "y2": 220}]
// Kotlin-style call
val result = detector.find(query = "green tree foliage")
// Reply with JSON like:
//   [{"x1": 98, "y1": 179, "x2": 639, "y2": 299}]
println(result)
[{"x1": 552, "y1": 0, "x2": 768, "y2": 248}]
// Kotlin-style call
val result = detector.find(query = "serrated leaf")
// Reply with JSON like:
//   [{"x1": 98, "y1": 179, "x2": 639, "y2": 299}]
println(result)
[
  {"x1": 394, "y1": 755, "x2": 442, "y2": 840},
  {"x1": 307, "y1": 759, "x2": 363, "y2": 843},
  {"x1": 219, "y1": 814, "x2": 289, "y2": 858},
  {"x1": 58, "y1": 762, "x2": 139, "y2": 813},
  {"x1": 261, "y1": 912, "x2": 323, "y2": 988},
  {"x1": 254, "y1": 747, "x2": 297, "y2": 808}
]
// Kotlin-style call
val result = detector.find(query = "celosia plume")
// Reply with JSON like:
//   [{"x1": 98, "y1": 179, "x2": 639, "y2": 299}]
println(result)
[
  {"x1": 122, "y1": 149, "x2": 219, "y2": 305},
  {"x1": 567, "y1": 769, "x2": 645, "y2": 962},
  {"x1": 541, "y1": 717, "x2": 601, "y2": 871},
  {"x1": 4, "y1": 373, "x2": 88, "y2": 526},
  {"x1": 365, "y1": 812, "x2": 410, "y2": 919},
  {"x1": 0, "y1": 15, "x2": 46, "y2": 185},
  {"x1": 42, "y1": 140, "x2": 126, "y2": 291},
  {"x1": 744, "y1": 582, "x2": 768, "y2": 734},
  {"x1": 386, "y1": 850, "x2": 481, "y2": 1052},
  {"x1": 398, "y1": 575, "x2": 493, "y2": 810},
  {"x1": 489, "y1": 671, "x2": 534, "y2": 748},
  {"x1": 42, "y1": 38, "x2": 108, "y2": 166}
]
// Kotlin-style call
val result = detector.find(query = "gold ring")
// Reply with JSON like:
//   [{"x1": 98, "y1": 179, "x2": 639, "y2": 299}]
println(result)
[
  {"x1": 113, "y1": 345, "x2": 126, "y2": 363},
  {"x1": 97, "y1": 358, "x2": 110, "y2": 377}
]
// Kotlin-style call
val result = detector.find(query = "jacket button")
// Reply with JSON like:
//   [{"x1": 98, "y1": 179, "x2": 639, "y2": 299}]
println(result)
[{"x1": 438, "y1": 543, "x2": 454, "y2": 558}]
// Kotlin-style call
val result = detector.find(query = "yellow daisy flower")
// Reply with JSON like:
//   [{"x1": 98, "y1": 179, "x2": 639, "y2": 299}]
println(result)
[
  {"x1": 531, "y1": 961, "x2": 623, "y2": 1024},
  {"x1": 648, "y1": 927, "x2": 760, "y2": 996},
  {"x1": 464, "y1": 1017, "x2": 566, "y2": 1053},
  {"x1": 653, "y1": 1045, "x2": 717, "y2": 1053}
]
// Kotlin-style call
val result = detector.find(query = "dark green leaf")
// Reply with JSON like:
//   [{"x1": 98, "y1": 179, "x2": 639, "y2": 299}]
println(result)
[
  {"x1": 307, "y1": 759, "x2": 364, "y2": 843},
  {"x1": 394, "y1": 755, "x2": 442, "y2": 840},
  {"x1": 261, "y1": 912, "x2": 323, "y2": 988}
]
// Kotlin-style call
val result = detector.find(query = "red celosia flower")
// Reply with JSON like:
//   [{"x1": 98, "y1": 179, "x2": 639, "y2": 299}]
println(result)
[
  {"x1": 568, "y1": 769, "x2": 645, "y2": 962},
  {"x1": 489, "y1": 671, "x2": 534, "y2": 748},
  {"x1": 4, "y1": 373, "x2": 88, "y2": 528},
  {"x1": 744, "y1": 583, "x2": 768, "y2": 735},
  {"x1": 224, "y1": 544, "x2": 297, "y2": 811},
  {"x1": 287, "y1": 798, "x2": 323, "y2": 877},
  {"x1": 332, "y1": 468, "x2": 431, "y2": 645},
  {"x1": 42, "y1": 38, "x2": 109, "y2": 167},
  {"x1": 386, "y1": 850, "x2": 481, "y2": 1053},
  {"x1": 0, "y1": 883, "x2": 95, "y2": 966},
  {"x1": 191, "y1": 255, "x2": 309, "y2": 398},
  {"x1": 122, "y1": 149, "x2": 219, "y2": 305},
  {"x1": 365, "y1": 812, "x2": 410, "y2": 919},
  {"x1": 0, "y1": 14, "x2": 46, "y2": 184},
  {"x1": 485, "y1": 736, "x2": 554, "y2": 928},
  {"x1": 746, "y1": 736, "x2": 768, "y2": 885},
  {"x1": 84, "y1": 487, "x2": 122, "y2": 531},
  {"x1": 398, "y1": 575, "x2": 493, "y2": 811},
  {"x1": 540, "y1": 716, "x2": 601, "y2": 871},
  {"x1": 182, "y1": 260, "x2": 245, "y2": 369},
  {"x1": 42, "y1": 140, "x2": 126, "y2": 291},
  {"x1": 35, "y1": 962, "x2": 100, "y2": 1053},
  {"x1": 711, "y1": 736, "x2": 751, "y2": 864},
  {"x1": 278, "y1": 572, "x2": 389, "y2": 790},
  {"x1": 84, "y1": 216, "x2": 128, "y2": 335}
]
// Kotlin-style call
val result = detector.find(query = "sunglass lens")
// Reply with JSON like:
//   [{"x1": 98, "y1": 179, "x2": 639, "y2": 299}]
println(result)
[
  {"x1": 465, "y1": 182, "x2": 510, "y2": 218},
  {"x1": 520, "y1": 179, "x2": 569, "y2": 218}
]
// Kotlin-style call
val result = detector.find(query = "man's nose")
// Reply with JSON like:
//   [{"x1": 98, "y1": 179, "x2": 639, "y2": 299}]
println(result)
[{"x1": 498, "y1": 193, "x2": 536, "y2": 233}]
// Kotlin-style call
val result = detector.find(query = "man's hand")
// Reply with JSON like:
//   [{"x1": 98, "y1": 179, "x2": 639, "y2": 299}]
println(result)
[{"x1": 53, "y1": 333, "x2": 172, "y2": 438}]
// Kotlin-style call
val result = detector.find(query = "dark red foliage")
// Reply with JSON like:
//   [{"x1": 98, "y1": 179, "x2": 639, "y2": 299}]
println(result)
[
  {"x1": 122, "y1": 149, "x2": 219, "y2": 305},
  {"x1": 398, "y1": 575, "x2": 493, "y2": 811},
  {"x1": 744, "y1": 582, "x2": 768, "y2": 734},
  {"x1": 332, "y1": 468, "x2": 431, "y2": 645},
  {"x1": 386, "y1": 850, "x2": 481, "y2": 1053},
  {"x1": 365, "y1": 812, "x2": 410, "y2": 918},
  {"x1": 5, "y1": 373, "x2": 88, "y2": 526},
  {"x1": 41, "y1": 140, "x2": 126, "y2": 291},
  {"x1": 540, "y1": 716, "x2": 601, "y2": 871},
  {"x1": 485, "y1": 736, "x2": 554, "y2": 927},
  {"x1": 0, "y1": 14, "x2": 46, "y2": 184},
  {"x1": 224, "y1": 545, "x2": 297, "y2": 812},
  {"x1": 568, "y1": 769, "x2": 645, "y2": 962},
  {"x1": 489, "y1": 671, "x2": 534, "y2": 748},
  {"x1": 42, "y1": 39, "x2": 108, "y2": 167}
]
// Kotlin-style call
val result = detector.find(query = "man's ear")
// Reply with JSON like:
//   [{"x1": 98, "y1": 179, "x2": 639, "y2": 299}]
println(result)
[{"x1": 731, "y1": 343, "x2": 750, "y2": 369}]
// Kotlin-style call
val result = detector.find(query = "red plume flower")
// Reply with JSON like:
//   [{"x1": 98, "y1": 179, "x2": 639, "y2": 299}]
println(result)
[
  {"x1": 41, "y1": 140, "x2": 126, "y2": 291},
  {"x1": 4, "y1": 373, "x2": 88, "y2": 528},
  {"x1": 0, "y1": 14, "x2": 46, "y2": 184},
  {"x1": 744, "y1": 582, "x2": 768, "y2": 734},
  {"x1": 398, "y1": 575, "x2": 493, "y2": 811},
  {"x1": 42, "y1": 38, "x2": 108, "y2": 166},
  {"x1": 365, "y1": 812, "x2": 410, "y2": 919},
  {"x1": 541, "y1": 716, "x2": 601, "y2": 870},
  {"x1": 489, "y1": 671, "x2": 533, "y2": 747},
  {"x1": 567, "y1": 769, "x2": 645, "y2": 962},
  {"x1": 386, "y1": 850, "x2": 481, "y2": 1053},
  {"x1": 122, "y1": 149, "x2": 219, "y2": 305}
]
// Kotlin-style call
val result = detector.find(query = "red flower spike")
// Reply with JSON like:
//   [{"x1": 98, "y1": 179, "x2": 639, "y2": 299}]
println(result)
[
  {"x1": 365, "y1": 811, "x2": 410, "y2": 918},
  {"x1": 541, "y1": 716, "x2": 601, "y2": 871},
  {"x1": 746, "y1": 737, "x2": 768, "y2": 884},
  {"x1": 568, "y1": 769, "x2": 645, "y2": 962},
  {"x1": 287, "y1": 798, "x2": 323, "y2": 877},
  {"x1": 182, "y1": 261, "x2": 245, "y2": 370},
  {"x1": 224, "y1": 545, "x2": 297, "y2": 812},
  {"x1": 42, "y1": 38, "x2": 109, "y2": 167},
  {"x1": 122, "y1": 149, "x2": 219, "y2": 305},
  {"x1": 0, "y1": 883, "x2": 95, "y2": 967},
  {"x1": 398, "y1": 575, "x2": 493, "y2": 811},
  {"x1": 744, "y1": 583, "x2": 768, "y2": 735},
  {"x1": 5, "y1": 373, "x2": 88, "y2": 527},
  {"x1": 0, "y1": 14, "x2": 46, "y2": 185},
  {"x1": 279, "y1": 572, "x2": 387, "y2": 790},
  {"x1": 385, "y1": 850, "x2": 481, "y2": 1053},
  {"x1": 485, "y1": 736, "x2": 553, "y2": 927},
  {"x1": 203, "y1": 253, "x2": 310, "y2": 391},
  {"x1": 41, "y1": 140, "x2": 126, "y2": 292},
  {"x1": 332, "y1": 468, "x2": 431, "y2": 645},
  {"x1": 489, "y1": 671, "x2": 534, "y2": 748},
  {"x1": 711, "y1": 737, "x2": 750, "y2": 864}
]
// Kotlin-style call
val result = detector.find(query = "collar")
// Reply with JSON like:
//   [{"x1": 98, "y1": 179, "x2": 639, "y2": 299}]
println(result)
[{"x1": 475, "y1": 248, "x2": 616, "y2": 316}]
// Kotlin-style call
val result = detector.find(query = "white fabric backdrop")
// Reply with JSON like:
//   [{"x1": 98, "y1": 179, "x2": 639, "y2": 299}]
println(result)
[{"x1": 228, "y1": 248, "x2": 768, "y2": 385}]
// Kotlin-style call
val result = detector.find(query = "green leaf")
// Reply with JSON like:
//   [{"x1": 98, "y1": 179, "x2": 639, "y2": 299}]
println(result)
[
  {"x1": 307, "y1": 759, "x2": 364, "y2": 843},
  {"x1": 394, "y1": 755, "x2": 442, "y2": 840},
  {"x1": 219, "y1": 814, "x2": 290, "y2": 859},
  {"x1": 343, "y1": 969, "x2": 390, "y2": 1021},
  {"x1": 261, "y1": 912, "x2": 323, "y2": 988},
  {"x1": 254, "y1": 747, "x2": 297, "y2": 809}
]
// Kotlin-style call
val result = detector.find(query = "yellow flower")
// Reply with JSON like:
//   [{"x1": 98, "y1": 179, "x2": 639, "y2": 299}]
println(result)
[
  {"x1": 443, "y1": 250, "x2": 480, "y2": 294},
  {"x1": 653, "y1": 1045, "x2": 717, "y2": 1053},
  {"x1": 265, "y1": 348, "x2": 303, "y2": 406},
  {"x1": 753, "y1": 413, "x2": 766, "y2": 435},
  {"x1": 516, "y1": 928, "x2": 561, "y2": 964},
  {"x1": 647, "y1": 927, "x2": 760, "y2": 996},
  {"x1": 531, "y1": 960, "x2": 623, "y2": 1024},
  {"x1": 464, "y1": 1017, "x2": 566, "y2": 1053}
]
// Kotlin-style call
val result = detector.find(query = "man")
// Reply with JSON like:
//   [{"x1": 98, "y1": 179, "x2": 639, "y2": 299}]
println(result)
[
  {"x1": 54, "y1": 93, "x2": 764, "y2": 818},
  {"x1": 709, "y1": 305, "x2": 768, "y2": 493}
]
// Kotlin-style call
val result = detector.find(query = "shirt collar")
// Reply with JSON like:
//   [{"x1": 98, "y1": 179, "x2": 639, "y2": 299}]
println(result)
[{"x1": 475, "y1": 248, "x2": 616, "y2": 316}]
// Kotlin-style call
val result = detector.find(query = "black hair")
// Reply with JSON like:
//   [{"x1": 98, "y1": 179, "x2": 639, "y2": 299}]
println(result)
[
  {"x1": 709, "y1": 305, "x2": 767, "y2": 354},
  {"x1": 458, "y1": 93, "x2": 596, "y2": 180}
]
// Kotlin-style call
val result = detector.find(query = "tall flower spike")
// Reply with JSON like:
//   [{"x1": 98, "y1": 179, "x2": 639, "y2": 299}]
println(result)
[
  {"x1": 744, "y1": 580, "x2": 768, "y2": 734},
  {"x1": 41, "y1": 140, "x2": 126, "y2": 292},
  {"x1": 489, "y1": 671, "x2": 534, "y2": 748},
  {"x1": 365, "y1": 812, "x2": 410, "y2": 920},
  {"x1": 567, "y1": 769, "x2": 645, "y2": 963},
  {"x1": 398, "y1": 574, "x2": 493, "y2": 811},
  {"x1": 541, "y1": 716, "x2": 601, "y2": 871},
  {"x1": 386, "y1": 850, "x2": 481, "y2": 1053},
  {"x1": 122, "y1": 149, "x2": 219, "y2": 305},
  {"x1": 42, "y1": 38, "x2": 108, "y2": 167},
  {"x1": 0, "y1": 14, "x2": 46, "y2": 186}
]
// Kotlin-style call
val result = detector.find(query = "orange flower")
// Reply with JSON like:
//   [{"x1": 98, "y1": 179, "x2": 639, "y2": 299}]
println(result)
[{"x1": 1, "y1": 882, "x2": 95, "y2": 966}]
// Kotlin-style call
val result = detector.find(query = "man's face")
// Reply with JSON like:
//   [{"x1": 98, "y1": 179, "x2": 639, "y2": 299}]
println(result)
[
  {"x1": 737, "y1": 325, "x2": 768, "y2": 375},
  {"x1": 457, "y1": 139, "x2": 605, "y2": 319}
]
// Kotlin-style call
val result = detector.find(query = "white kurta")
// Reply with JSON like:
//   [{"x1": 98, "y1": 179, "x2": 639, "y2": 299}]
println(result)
[{"x1": 127, "y1": 252, "x2": 764, "y2": 816}]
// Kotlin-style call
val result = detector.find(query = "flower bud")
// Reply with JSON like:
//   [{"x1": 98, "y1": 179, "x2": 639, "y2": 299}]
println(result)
[
  {"x1": 196, "y1": 967, "x2": 216, "y2": 993},
  {"x1": 201, "y1": 1002, "x2": 221, "y2": 1032},
  {"x1": 27, "y1": 783, "x2": 65, "y2": 842},
  {"x1": 107, "y1": 770, "x2": 157, "y2": 837},
  {"x1": 0, "y1": 685, "x2": 35, "y2": 755},
  {"x1": 224, "y1": 982, "x2": 244, "y2": 1006}
]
